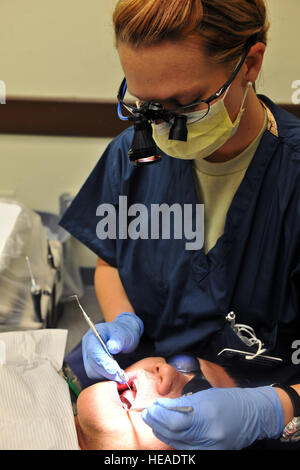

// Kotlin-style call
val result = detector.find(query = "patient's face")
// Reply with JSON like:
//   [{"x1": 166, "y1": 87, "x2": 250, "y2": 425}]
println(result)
[{"x1": 75, "y1": 357, "x2": 194, "y2": 450}]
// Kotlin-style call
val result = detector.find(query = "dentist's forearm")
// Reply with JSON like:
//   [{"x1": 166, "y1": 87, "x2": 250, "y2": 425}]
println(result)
[{"x1": 94, "y1": 257, "x2": 135, "y2": 322}]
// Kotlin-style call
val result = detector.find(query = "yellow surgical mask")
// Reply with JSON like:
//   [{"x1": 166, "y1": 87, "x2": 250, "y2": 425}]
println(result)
[{"x1": 152, "y1": 82, "x2": 252, "y2": 160}]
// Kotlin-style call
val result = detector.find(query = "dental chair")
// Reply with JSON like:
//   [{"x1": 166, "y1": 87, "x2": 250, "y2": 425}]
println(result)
[
  {"x1": 0, "y1": 328, "x2": 79, "y2": 450},
  {"x1": 0, "y1": 199, "x2": 63, "y2": 331}
]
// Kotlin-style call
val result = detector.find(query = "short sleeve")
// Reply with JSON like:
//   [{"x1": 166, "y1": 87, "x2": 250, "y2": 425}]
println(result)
[{"x1": 59, "y1": 135, "x2": 128, "y2": 268}]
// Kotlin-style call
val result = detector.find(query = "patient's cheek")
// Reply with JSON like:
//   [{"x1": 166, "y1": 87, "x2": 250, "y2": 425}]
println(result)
[{"x1": 133, "y1": 371, "x2": 162, "y2": 409}]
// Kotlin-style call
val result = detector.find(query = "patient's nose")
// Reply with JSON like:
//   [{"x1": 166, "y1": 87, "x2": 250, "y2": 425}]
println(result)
[
  {"x1": 152, "y1": 362, "x2": 161, "y2": 375},
  {"x1": 152, "y1": 361, "x2": 170, "y2": 376},
  {"x1": 152, "y1": 362, "x2": 174, "y2": 395}
]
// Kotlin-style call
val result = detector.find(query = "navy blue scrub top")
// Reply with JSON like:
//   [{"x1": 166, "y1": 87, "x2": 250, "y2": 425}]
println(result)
[{"x1": 60, "y1": 95, "x2": 300, "y2": 389}]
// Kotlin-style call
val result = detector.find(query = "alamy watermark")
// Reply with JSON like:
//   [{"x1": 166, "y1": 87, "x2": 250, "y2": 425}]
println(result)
[
  {"x1": 291, "y1": 340, "x2": 300, "y2": 365},
  {"x1": 291, "y1": 80, "x2": 300, "y2": 105},
  {"x1": 0, "y1": 80, "x2": 6, "y2": 104},
  {"x1": 96, "y1": 196, "x2": 204, "y2": 250}
]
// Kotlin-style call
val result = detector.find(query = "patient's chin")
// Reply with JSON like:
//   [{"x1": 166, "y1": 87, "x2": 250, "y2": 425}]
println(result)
[
  {"x1": 77, "y1": 387, "x2": 171, "y2": 450},
  {"x1": 76, "y1": 376, "x2": 177, "y2": 450}
]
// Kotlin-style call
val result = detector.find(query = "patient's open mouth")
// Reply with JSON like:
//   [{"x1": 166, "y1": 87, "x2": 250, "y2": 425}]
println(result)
[{"x1": 117, "y1": 378, "x2": 137, "y2": 409}]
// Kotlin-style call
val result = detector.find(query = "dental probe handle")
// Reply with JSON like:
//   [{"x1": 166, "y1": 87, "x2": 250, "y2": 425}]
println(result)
[
  {"x1": 86, "y1": 314, "x2": 114, "y2": 360},
  {"x1": 71, "y1": 295, "x2": 114, "y2": 358},
  {"x1": 85, "y1": 316, "x2": 130, "y2": 385},
  {"x1": 89, "y1": 329, "x2": 130, "y2": 388},
  {"x1": 71, "y1": 295, "x2": 131, "y2": 388},
  {"x1": 166, "y1": 406, "x2": 194, "y2": 413},
  {"x1": 132, "y1": 406, "x2": 194, "y2": 414},
  {"x1": 88, "y1": 324, "x2": 131, "y2": 388}
]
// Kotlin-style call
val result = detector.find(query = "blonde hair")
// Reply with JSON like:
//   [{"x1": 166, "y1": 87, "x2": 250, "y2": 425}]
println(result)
[{"x1": 113, "y1": 0, "x2": 269, "y2": 70}]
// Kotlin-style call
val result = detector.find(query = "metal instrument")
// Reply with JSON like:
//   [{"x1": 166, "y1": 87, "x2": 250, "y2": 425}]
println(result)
[
  {"x1": 70, "y1": 295, "x2": 132, "y2": 392},
  {"x1": 25, "y1": 256, "x2": 43, "y2": 322},
  {"x1": 131, "y1": 405, "x2": 194, "y2": 414}
]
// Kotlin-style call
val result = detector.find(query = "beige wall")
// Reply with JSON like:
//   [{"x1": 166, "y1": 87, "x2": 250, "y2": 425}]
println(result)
[
  {"x1": 260, "y1": 0, "x2": 300, "y2": 103},
  {"x1": 1, "y1": 0, "x2": 299, "y2": 101},
  {"x1": 0, "y1": 0, "x2": 299, "y2": 267},
  {"x1": 0, "y1": 134, "x2": 112, "y2": 266},
  {"x1": 1, "y1": 0, "x2": 121, "y2": 100}
]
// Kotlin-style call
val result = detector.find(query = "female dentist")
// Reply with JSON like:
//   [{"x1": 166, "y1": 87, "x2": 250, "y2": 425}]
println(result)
[{"x1": 60, "y1": 0, "x2": 300, "y2": 449}]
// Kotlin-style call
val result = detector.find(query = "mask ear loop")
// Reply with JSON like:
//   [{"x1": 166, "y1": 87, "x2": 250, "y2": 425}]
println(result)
[
  {"x1": 221, "y1": 81, "x2": 252, "y2": 127},
  {"x1": 240, "y1": 81, "x2": 253, "y2": 111},
  {"x1": 222, "y1": 80, "x2": 252, "y2": 106}
]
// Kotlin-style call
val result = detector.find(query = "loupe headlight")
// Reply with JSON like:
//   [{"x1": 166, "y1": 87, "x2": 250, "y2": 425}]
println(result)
[
  {"x1": 127, "y1": 110, "x2": 162, "y2": 166},
  {"x1": 117, "y1": 79, "x2": 188, "y2": 166}
]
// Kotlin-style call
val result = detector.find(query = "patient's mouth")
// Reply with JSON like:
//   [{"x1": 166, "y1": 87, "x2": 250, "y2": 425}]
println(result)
[{"x1": 117, "y1": 378, "x2": 137, "y2": 409}]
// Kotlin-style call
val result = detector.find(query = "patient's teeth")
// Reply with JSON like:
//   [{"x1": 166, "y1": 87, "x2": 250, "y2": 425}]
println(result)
[{"x1": 120, "y1": 395, "x2": 131, "y2": 409}]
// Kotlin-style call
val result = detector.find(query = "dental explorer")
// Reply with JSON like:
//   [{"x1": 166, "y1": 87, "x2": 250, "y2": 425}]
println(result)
[{"x1": 71, "y1": 295, "x2": 132, "y2": 391}]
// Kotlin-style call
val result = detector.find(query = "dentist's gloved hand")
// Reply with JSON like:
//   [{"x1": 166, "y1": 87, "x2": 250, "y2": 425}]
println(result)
[
  {"x1": 82, "y1": 312, "x2": 144, "y2": 381},
  {"x1": 142, "y1": 386, "x2": 284, "y2": 450}
]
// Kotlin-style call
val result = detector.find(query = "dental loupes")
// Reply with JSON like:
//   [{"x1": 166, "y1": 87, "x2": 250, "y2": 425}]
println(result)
[{"x1": 70, "y1": 295, "x2": 132, "y2": 391}]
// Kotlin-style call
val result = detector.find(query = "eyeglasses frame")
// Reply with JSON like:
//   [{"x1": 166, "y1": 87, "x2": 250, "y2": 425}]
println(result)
[{"x1": 117, "y1": 34, "x2": 258, "y2": 123}]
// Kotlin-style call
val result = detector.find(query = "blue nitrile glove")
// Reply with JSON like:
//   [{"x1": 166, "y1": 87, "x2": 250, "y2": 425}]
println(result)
[
  {"x1": 82, "y1": 312, "x2": 144, "y2": 381},
  {"x1": 142, "y1": 386, "x2": 284, "y2": 450}
]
